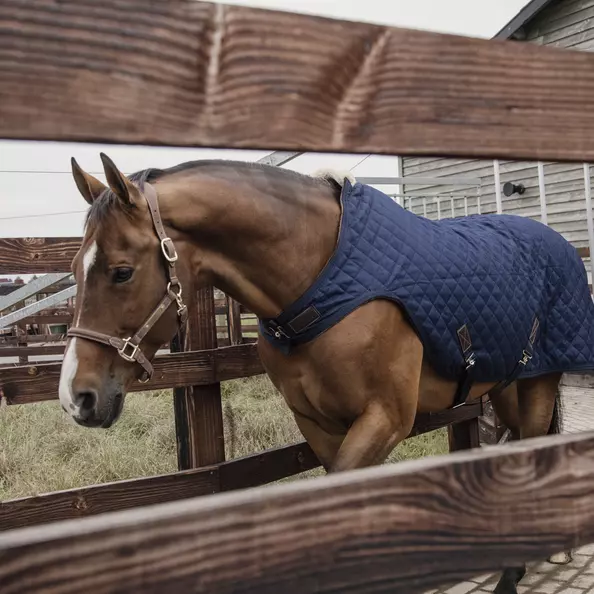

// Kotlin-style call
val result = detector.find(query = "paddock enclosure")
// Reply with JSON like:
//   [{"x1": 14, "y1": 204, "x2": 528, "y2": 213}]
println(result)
[{"x1": 0, "y1": 1, "x2": 594, "y2": 593}]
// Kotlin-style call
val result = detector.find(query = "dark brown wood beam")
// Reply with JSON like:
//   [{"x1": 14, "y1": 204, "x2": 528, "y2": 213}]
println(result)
[
  {"x1": 0, "y1": 343, "x2": 264, "y2": 404},
  {"x1": 0, "y1": 403, "x2": 481, "y2": 532},
  {"x1": 3, "y1": 2, "x2": 594, "y2": 162},
  {"x1": 1, "y1": 430, "x2": 592, "y2": 593}
]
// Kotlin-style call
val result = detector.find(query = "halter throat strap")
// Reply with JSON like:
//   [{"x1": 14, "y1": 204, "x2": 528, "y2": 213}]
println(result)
[{"x1": 67, "y1": 183, "x2": 188, "y2": 383}]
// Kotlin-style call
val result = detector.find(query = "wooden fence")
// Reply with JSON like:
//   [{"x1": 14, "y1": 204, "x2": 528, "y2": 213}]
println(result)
[
  {"x1": 0, "y1": 234, "x2": 484, "y2": 530},
  {"x1": 0, "y1": 1, "x2": 594, "y2": 592}
]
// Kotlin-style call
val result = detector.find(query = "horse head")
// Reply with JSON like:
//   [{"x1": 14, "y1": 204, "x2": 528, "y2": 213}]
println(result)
[{"x1": 59, "y1": 153, "x2": 191, "y2": 428}]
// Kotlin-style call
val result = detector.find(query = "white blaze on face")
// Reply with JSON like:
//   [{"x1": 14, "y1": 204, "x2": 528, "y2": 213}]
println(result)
[{"x1": 59, "y1": 240, "x2": 97, "y2": 414}]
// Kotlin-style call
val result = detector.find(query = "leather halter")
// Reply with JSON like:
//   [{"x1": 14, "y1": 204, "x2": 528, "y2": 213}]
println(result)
[{"x1": 67, "y1": 183, "x2": 189, "y2": 383}]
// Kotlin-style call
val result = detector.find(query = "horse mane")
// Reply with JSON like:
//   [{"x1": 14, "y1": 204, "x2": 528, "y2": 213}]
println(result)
[
  {"x1": 85, "y1": 159, "x2": 350, "y2": 230},
  {"x1": 312, "y1": 168, "x2": 357, "y2": 187}
]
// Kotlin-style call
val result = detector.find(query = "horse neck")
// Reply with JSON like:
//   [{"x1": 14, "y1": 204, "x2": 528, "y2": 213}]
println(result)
[{"x1": 156, "y1": 170, "x2": 341, "y2": 318}]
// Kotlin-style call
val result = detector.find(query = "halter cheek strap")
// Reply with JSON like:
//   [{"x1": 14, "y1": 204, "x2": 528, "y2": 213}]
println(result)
[{"x1": 67, "y1": 183, "x2": 189, "y2": 383}]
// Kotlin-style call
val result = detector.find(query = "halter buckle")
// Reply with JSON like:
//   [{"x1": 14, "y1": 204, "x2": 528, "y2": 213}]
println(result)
[
  {"x1": 118, "y1": 338, "x2": 139, "y2": 363},
  {"x1": 161, "y1": 238, "x2": 178, "y2": 263},
  {"x1": 167, "y1": 281, "x2": 185, "y2": 312}
]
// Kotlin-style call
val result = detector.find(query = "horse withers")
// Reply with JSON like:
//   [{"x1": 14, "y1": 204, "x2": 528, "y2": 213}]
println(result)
[{"x1": 59, "y1": 154, "x2": 594, "y2": 594}]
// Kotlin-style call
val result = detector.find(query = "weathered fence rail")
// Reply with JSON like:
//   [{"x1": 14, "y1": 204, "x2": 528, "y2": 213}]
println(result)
[
  {"x1": 0, "y1": 401, "x2": 483, "y2": 532},
  {"x1": 1, "y1": 430, "x2": 593, "y2": 594},
  {"x1": 0, "y1": 343, "x2": 263, "y2": 404},
  {"x1": 0, "y1": 240, "x2": 485, "y2": 533},
  {"x1": 1, "y1": 0, "x2": 594, "y2": 592},
  {"x1": 4, "y1": 0, "x2": 594, "y2": 163}
]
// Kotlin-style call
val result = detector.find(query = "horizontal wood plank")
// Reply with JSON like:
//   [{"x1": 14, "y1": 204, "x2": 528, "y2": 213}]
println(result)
[
  {"x1": 0, "y1": 405, "x2": 481, "y2": 532},
  {"x1": 0, "y1": 238, "x2": 80, "y2": 274},
  {"x1": 217, "y1": 337, "x2": 257, "y2": 348},
  {"x1": 0, "y1": 442, "x2": 318, "y2": 532},
  {"x1": 0, "y1": 466, "x2": 220, "y2": 533},
  {"x1": 1, "y1": 431, "x2": 594, "y2": 593},
  {"x1": 4, "y1": 2, "x2": 594, "y2": 161},
  {"x1": 0, "y1": 345, "x2": 65, "y2": 357},
  {"x1": 0, "y1": 343, "x2": 264, "y2": 404}
]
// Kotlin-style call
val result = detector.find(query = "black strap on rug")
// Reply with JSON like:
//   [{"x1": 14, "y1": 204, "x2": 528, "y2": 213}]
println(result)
[{"x1": 452, "y1": 324, "x2": 477, "y2": 408}]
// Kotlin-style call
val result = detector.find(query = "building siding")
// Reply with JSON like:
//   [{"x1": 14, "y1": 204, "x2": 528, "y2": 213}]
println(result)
[{"x1": 401, "y1": 0, "x2": 594, "y2": 273}]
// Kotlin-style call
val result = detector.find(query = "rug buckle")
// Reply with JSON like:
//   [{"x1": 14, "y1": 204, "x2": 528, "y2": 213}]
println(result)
[
  {"x1": 465, "y1": 352, "x2": 476, "y2": 370},
  {"x1": 268, "y1": 321, "x2": 289, "y2": 339},
  {"x1": 520, "y1": 349, "x2": 533, "y2": 366}
]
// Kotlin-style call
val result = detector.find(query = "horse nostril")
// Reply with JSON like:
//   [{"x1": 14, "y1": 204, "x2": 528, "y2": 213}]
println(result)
[{"x1": 74, "y1": 390, "x2": 98, "y2": 418}]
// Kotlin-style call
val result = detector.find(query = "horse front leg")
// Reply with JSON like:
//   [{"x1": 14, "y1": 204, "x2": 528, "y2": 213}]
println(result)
[
  {"x1": 329, "y1": 385, "x2": 418, "y2": 473},
  {"x1": 292, "y1": 411, "x2": 344, "y2": 472}
]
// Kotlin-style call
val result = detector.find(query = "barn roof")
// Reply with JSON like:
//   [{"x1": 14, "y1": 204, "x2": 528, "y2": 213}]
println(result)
[{"x1": 493, "y1": 0, "x2": 556, "y2": 40}]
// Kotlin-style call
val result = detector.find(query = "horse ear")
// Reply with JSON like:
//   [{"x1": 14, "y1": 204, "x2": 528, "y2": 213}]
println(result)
[
  {"x1": 99, "y1": 152, "x2": 138, "y2": 206},
  {"x1": 71, "y1": 157, "x2": 107, "y2": 205}
]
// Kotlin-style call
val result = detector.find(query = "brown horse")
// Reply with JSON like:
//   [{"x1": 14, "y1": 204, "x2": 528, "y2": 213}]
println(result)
[{"x1": 59, "y1": 153, "x2": 570, "y2": 594}]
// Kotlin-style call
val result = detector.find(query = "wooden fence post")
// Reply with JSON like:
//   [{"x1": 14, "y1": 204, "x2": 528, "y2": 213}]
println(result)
[
  {"x1": 172, "y1": 287, "x2": 225, "y2": 471},
  {"x1": 448, "y1": 418, "x2": 481, "y2": 451},
  {"x1": 15, "y1": 321, "x2": 28, "y2": 365},
  {"x1": 226, "y1": 295, "x2": 243, "y2": 346},
  {"x1": 448, "y1": 400, "x2": 483, "y2": 452}
]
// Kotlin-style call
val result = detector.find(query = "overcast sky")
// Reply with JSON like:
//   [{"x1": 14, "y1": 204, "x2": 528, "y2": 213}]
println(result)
[{"x1": 0, "y1": 0, "x2": 529, "y2": 238}]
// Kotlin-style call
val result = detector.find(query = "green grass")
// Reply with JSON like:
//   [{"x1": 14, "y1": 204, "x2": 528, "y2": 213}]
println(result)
[{"x1": 0, "y1": 375, "x2": 448, "y2": 501}]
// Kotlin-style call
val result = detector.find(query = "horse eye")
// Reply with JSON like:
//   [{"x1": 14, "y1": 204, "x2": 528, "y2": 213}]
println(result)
[{"x1": 113, "y1": 267, "x2": 134, "y2": 284}]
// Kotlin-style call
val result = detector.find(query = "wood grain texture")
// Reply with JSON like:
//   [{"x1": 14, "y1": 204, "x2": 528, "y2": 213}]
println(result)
[
  {"x1": 448, "y1": 417, "x2": 482, "y2": 451},
  {"x1": 4, "y1": 2, "x2": 594, "y2": 161},
  {"x1": 0, "y1": 238, "x2": 79, "y2": 274},
  {"x1": 171, "y1": 331, "x2": 192, "y2": 470},
  {"x1": 178, "y1": 287, "x2": 226, "y2": 469},
  {"x1": 0, "y1": 345, "x2": 65, "y2": 357},
  {"x1": 0, "y1": 443, "x2": 317, "y2": 532},
  {"x1": 0, "y1": 466, "x2": 219, "y2": 533},
  {"x1": 0, "y1": 406, "x2": 480, "y2": 532},
  {"x1": 219, "y1": 442, "x2": 320, "y2": 492},
  {"x1": 226, "y1": 295, "x2": 243, "y2": 345},
  {"x1": 2, "y1": 431, "x2": 594, "y2": 594},
  {"x1": 0, "y1": 343, "x2": 264, "y2": 404}
]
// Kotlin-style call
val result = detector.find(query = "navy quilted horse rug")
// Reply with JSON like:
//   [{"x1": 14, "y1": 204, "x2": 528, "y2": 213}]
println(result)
[{"x1": 260, "y1": 179, "x2": 594, "y2": 401}]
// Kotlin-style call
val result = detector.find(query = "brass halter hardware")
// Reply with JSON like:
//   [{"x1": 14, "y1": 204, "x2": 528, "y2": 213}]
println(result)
[{"x1": 67, "y1": 183, "x2": 188, "y2": 383}]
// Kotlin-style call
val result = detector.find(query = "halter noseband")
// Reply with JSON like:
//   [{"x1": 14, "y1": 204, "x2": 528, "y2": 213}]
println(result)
[{"x1": 67, "y1": 183, "x2": 189, "y2": 383}]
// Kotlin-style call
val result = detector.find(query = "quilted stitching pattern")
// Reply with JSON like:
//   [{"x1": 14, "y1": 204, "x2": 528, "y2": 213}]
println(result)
[{"x1": 260, "y1": 182, "x2": 594, "y2": 382}]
